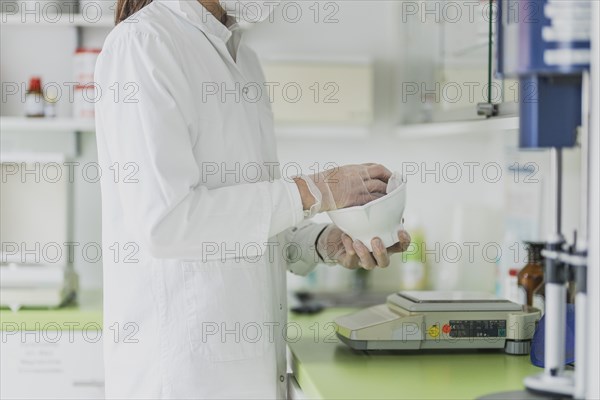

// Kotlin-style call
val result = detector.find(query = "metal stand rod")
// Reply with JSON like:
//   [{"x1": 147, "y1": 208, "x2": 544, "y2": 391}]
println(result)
[
  {"x1": 575, "y1": 290, "x2": 587, "y2": 396},
  {"x1": 545, "y1": 280, "x2": 566, "y2": 376},
  {"x1": 551, "y1": 148, "x2": 563, "y2": 239},
  {"x1": 574, "y1": 70, "x2": 591, "y2": 399},
  {"x1": 545, "y1": 148, "x2": 566, "y2": 378}
]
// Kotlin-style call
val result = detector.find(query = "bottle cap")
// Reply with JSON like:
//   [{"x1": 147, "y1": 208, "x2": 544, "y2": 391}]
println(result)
[
  {"x1": 75, "y1": 48, "x2": 101, "y2": 54},
  {"x1": 28, "y1": 77, "x2": 42, "y2": 92},
  {"x1": 524, "y1": 241, "x2": 545, "y2": 263}
]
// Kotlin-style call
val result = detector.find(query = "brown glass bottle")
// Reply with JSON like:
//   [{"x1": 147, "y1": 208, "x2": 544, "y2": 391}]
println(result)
[
  {"x1": 532, "y1": 280, "x2": 545, "y2": 314},
  {"x1": 517, "y1": 242, "x2": 545, "y2": 306}
]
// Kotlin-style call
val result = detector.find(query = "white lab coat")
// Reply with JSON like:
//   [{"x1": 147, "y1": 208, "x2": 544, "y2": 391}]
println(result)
[{"x1": 94, "y1": 1, "x2": 326, "y2": 398}]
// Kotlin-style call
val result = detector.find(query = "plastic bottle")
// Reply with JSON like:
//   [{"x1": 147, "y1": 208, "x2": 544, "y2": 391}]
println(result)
[
  {"x1": 494, "y1": 257, "x2": 503, "y2": 297},
  {"x1": 25, "y1": 77, "x2": 45, "y2": 117},
  {"x1": 506, "y1": 268, "x2": 520, "y2": 303},
  {"x1": 44, "y1": 81, "x2": 59, "y2": 118},
  {"x1": 399, "y1": 227, "x2": 427, "y2": 290},
  {"x1": 44, "y1": 96, "x2": 57, "y2": 118},
  {"x1": 499, "y1": 231, "x2": 518, "y2": 300}
]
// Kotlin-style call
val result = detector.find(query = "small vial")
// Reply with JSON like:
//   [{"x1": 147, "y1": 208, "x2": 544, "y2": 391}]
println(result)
[
  {"x1": 25, "y1": 77, "x2": 45, "y2": 118},
  {"x1": 506, "y1": 268, "x2": 520, "y2": 303}
]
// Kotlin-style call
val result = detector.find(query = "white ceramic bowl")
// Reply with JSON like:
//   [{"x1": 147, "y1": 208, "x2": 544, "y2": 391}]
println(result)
[{"x1": 327, "y1": 173, "x2": 406, "y2": 251}]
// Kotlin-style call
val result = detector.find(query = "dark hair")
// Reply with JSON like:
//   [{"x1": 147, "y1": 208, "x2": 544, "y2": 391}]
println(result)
[{"x1": 115, "y1": 0, "x2": 153, "y2": 24}]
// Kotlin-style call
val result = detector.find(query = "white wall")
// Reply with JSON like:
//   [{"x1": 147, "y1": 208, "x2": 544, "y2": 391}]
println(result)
[
  {"x1": 1, "y1": 0, "x2": 584, "y2": 292},
  {"x1": 244, "y1": 0, "x2": 403, "y2": 132}
]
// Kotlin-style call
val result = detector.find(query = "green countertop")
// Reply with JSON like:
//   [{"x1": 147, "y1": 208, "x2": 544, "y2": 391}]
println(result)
[
  {"x1": 1, "y1": 293, "x2": 541, "y2": 399},
  {"x1": 0, "y1": 291, "x2": 103, "y2": 330},
  {"x1": 288, "y1": 308, "x2": 541, "y2": 400}
]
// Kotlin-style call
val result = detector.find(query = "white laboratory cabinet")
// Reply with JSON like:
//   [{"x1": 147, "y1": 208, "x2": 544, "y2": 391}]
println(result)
[
  {"x1": 0, "y1": 332, "x2": 104, "y2": 399},
  {"x1": 0, "y1": 293, "x2": 105, "y2": 399}
]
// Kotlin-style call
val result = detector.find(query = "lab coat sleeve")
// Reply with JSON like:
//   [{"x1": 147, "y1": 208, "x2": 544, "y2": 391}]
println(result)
[
  {"x1": 283, "y1": 221, "x2": 329, "y2": 276},
  {"x1": 276, "y1": 170, "x2": 328, "y2": 276},
  {"x1": 268, "y1": 180, "x2": 306, "y2": 238},
  {"x1": 95, "y1": 31, "x2": 303, "y2": 260}
]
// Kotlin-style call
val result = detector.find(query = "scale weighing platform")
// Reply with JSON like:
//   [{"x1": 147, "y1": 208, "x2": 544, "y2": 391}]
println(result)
[{"x1": 335, "y1": 291, "x2": 541, "y2": 355}]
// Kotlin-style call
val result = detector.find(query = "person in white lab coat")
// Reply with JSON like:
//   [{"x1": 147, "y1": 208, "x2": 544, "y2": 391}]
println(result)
[{"x1": 95, "y1": 0, "x2": 411, "y2": 398}]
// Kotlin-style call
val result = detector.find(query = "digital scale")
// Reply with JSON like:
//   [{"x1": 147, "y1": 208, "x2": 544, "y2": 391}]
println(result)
[{"x1": 335, "y1": 291, "x2": 541, "y2": 355}]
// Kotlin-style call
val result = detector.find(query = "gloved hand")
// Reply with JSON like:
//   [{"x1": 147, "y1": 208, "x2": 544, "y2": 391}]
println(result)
[
  {"x1": 295, "y1": 164, "x2": 392, "y2": 214},
  {"x1": 316, "y1": 224, "x2": 411, "y2": 270}
]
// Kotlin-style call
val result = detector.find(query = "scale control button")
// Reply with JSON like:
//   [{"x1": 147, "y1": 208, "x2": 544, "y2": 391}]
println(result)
[
  {"x1": 427, "y1": 325, "x2": 440, "y2": 338},
  {"x1": 442, "y1": 324, "x2": 451, "y2": 334}
]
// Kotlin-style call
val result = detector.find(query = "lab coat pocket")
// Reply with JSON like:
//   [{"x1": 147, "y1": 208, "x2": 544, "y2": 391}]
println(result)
[{"x1": 183, "y1": 259, "x2": 269, "y2": 362}]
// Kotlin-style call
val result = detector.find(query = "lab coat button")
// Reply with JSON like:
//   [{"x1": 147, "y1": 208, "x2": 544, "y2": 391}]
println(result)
[
  {"x1": 279, "y1": 375, "x2": 285, "y2": 382},
  {"x1": 279, "y1": 303, "x2": 283, "y2": 310}
]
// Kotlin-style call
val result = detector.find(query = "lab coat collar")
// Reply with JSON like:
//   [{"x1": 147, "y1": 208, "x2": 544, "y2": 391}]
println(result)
[{"x1": 156, "y1": 0, "x2": 239, "y2": 43}]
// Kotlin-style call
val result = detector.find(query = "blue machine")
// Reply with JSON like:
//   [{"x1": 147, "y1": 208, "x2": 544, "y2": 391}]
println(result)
[
  {"x1": 497, "y1": 0, "x2": 591, "y2": 148},
  {"x1": 496, "y1": 0, "x2": 591, "y2": 397}
]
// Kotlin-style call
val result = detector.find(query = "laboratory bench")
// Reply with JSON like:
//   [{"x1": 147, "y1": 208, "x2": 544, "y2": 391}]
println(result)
[
  {"x1": 1, "y1": 293, "x2": 542, "y2": 399},
  {"x1": 287, "y1": 308, "x2": 542, "y2": 400},
  {"x1": 0, "y1": 290, "x2": 103, "y2": 329}
]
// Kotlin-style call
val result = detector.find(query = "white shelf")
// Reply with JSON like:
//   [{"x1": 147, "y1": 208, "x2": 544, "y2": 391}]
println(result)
[
  {"x1": 396, "y1": 116, "x2": 519, "y2": 139},
  {"x1": 1, "y1": 116, "x2": 95, "y2": 133},
  {"x1": 0, "y1": 13, "x2": 114, "y2": 28},
  {"x1": 1, "y1": 118, "x2": 373, "y2": 139},
  {"x1": 1, "y1": 117, "x2": 519, "y2": 139},
  {"x1": 1, "y1": 118, "x2": 82, "y2": 160},
  {"x1": 275, "y1": 124, "x2": 370, "y2": 139},
  {"x1": 0, "y1": 152, "x2": 67, "y2": 163},
  {"x1": 1, "y1": 118, "x2": 374, "y2": 138}
]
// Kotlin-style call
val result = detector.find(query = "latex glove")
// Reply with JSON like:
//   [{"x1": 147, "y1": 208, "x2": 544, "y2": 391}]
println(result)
[
  {"x1": 297, "y1": 164, "x2": 392, "y2": 214},
  {"x1": 316, "y1": 224, "x2": 411, "y2": 270}
]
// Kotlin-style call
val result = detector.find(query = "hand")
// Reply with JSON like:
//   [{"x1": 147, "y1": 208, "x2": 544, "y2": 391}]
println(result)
[
  {"x1": 316, "y1": 224, "x2": 411, "y2": 270},
  {"x1": 295, "y1": 164, "x2": 392, "y2": 213}
]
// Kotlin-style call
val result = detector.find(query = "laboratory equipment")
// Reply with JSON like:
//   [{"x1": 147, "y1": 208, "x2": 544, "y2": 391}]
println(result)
[
  {"x1": 517, "y1": 242, "x2": 545, "y2": 306},
  {"x1": 0, "y1": 264, "x2": 78, "y2": 310},
  {"x1": 327, "y1": 173, "x2": 406, "y2": 251},
  {"x1": 497, "y1": 0, "x2": 592, "y2": 396},
  {"x1": 335, "y1": 291, "x2": 540, "y2": 355}
]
